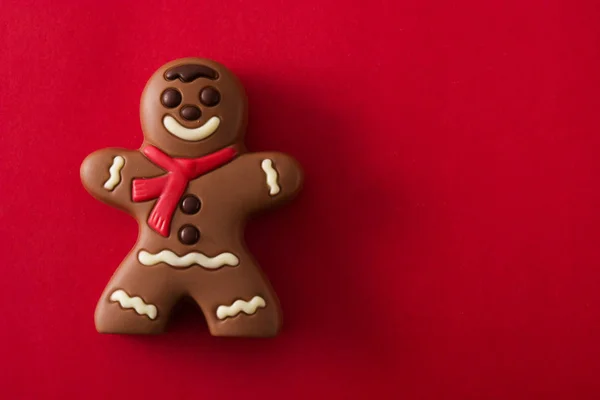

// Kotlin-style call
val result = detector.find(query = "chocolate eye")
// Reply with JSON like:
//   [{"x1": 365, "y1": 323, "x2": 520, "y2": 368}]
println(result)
[
  {"x1": 161, "y1": 88, "x2": 182, "y2": 108},
  {"x1": 199, "y1": 87, "x2": 220, "y2": 107}
]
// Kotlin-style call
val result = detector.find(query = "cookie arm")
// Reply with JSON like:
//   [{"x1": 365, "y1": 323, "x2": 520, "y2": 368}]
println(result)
[
  {"x1": 233, "y1": 152, "x2": 303, "y2": 213},
  {"x1": 80, "y1": 148, "x2": 151, "y2": 213}
]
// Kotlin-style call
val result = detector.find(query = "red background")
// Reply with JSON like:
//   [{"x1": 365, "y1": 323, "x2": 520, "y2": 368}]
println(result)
[{"x1": 1, "y1": 0, "x2": 600, "y2": 398}]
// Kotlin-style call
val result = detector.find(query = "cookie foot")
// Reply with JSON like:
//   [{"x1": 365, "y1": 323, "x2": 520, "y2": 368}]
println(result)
[{"x1": 95, "y1": 289, "x2": 167, "y2": 335}]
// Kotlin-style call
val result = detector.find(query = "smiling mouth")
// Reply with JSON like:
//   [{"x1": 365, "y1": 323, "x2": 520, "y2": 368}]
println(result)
[{"x1": 162, "y1": 115, "x2": 221, "y2": 141}]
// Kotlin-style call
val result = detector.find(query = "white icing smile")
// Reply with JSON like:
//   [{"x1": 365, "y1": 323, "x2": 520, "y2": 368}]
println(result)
[{"x1": 163, "y1": 115, "x2": 221, "y2": 141}]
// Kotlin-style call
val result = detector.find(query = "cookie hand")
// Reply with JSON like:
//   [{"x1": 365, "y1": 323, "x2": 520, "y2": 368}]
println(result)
[
  {"x1": 233, "y1": 151, "x2": 303, "y2": 213},
  {"x1": 80, "y1": 148, "x2": 154, "y2": 213}
]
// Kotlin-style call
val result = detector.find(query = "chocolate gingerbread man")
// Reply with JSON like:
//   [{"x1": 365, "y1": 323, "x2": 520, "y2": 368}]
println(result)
[{"x1": 80, "y1": 58, "x2": 303, "y2": 336}]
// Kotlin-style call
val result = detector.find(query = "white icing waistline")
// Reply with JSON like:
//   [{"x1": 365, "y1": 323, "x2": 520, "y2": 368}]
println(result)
[{"x1": 138, "y1": 249, "x2": 239, "y2": 269}]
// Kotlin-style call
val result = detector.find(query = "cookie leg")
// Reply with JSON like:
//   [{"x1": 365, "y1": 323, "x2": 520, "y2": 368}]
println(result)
[
  {"x1": 95, "y1": 253, "x2": 182, "y2": 334},
  {"x1": 187, "y1": 257, "x2": 282, "y2": 337}
]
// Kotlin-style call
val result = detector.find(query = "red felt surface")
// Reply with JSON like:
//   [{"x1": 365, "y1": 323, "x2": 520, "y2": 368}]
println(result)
[{"x1": 1, "y1": 0, "x2": 600, "y2": 398}]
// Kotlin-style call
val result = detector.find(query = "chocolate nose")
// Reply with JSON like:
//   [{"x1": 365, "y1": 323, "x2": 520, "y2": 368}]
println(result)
[{"x1": 180, "y1": 105, "x2": 201, "y2": 121}]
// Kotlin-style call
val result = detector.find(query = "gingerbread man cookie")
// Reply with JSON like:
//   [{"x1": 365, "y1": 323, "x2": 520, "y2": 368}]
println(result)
[{"x1": 80, "y1": 58, "x2": 303, "y2": 337}]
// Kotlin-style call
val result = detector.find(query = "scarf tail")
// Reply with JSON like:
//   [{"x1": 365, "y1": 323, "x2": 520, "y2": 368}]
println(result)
[{"x1": 146, "y1": 173, "x2": 187, "y2": 236}]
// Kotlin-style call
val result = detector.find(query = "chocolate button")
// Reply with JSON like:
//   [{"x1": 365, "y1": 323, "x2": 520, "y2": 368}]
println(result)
[
  {"x1": 180, "y1": 195, "x2": 201, "y2": 214},
  {"x1": 179, "y1": 225, "x2": 200, "y2": 245}
]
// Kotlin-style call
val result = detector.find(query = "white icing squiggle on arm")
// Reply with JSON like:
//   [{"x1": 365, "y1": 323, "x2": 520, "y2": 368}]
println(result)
[
  {"x1": 138, "y1": 250, "x2": 239, "y2": 269},
  {"x1": 216, "y1": 296, "x2": 266, "y2": 320},
  {"x1": 261, "y1": 159, "x2": 280, "y2": 196},
  {"x1": 109, "y1": 289, "x2": 157, "y2": 320},
  {"x1": 103, "y1": 156, "x2": 125, "y2": 191}
]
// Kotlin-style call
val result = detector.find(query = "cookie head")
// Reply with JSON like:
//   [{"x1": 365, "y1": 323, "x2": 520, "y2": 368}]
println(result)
[{"x1": 140, "y1": 58, "x2": 247, "y2": 157}]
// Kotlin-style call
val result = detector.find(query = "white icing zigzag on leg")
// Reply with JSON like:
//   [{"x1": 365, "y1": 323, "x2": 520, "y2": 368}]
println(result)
[
  {"x1": 138, "y1": 250, "x2": 239, "y2": 269},
  {"x1": 261, "y1": 159, "x2": 280, "y2": 196},
  {"x1": 216, "y1": 296, "x2": 266, "y2": 320},
  {"x1": 109, "y1": 289, "x2": 158, "y2": 320},
  {"x1": 103, "y1": 156, "x2": 125, "y2": 191}
]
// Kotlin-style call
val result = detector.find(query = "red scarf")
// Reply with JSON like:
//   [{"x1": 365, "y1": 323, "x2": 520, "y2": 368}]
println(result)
[{"x1": 132, "y1": 145, "x2": 237, "y2": 236}]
